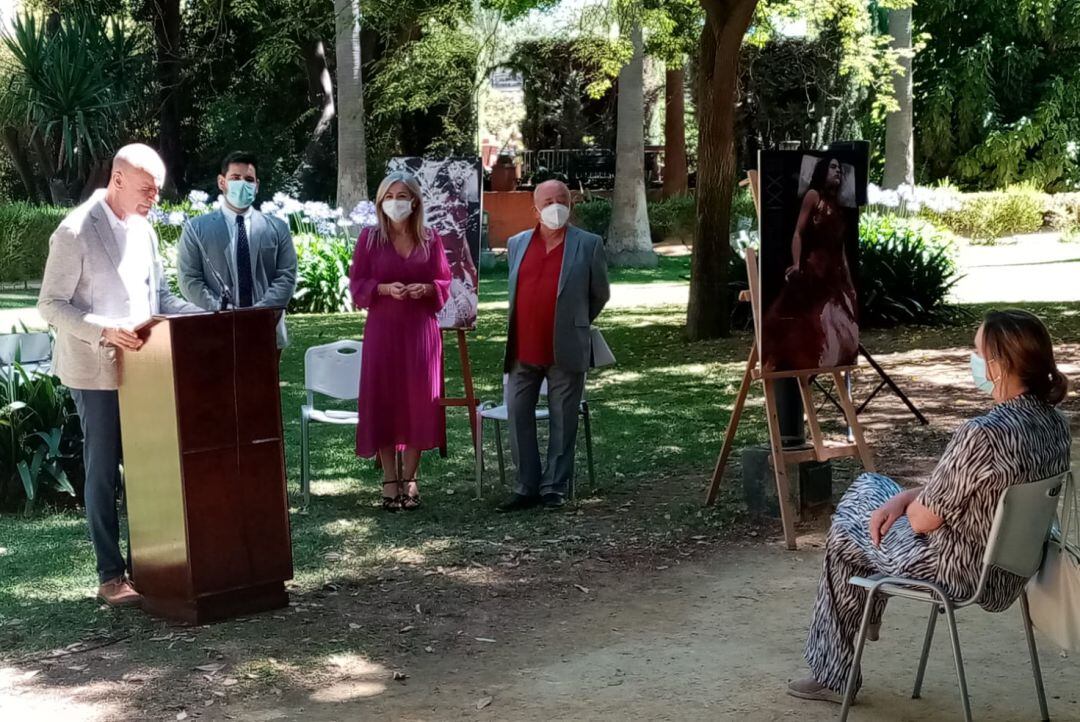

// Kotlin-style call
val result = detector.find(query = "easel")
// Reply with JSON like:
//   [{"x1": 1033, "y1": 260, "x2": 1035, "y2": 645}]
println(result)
[
  {"x1": 704, "y1": 172, "x2": 876, "y2": 550},
  {"x1": 439, "y1": 328, "x2": 481, "y2": 451}
]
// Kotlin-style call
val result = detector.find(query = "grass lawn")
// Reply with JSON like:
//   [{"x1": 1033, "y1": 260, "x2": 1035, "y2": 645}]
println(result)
[
  {"x1": 0, "y1": 256, "x2": 759, "y2": 660},
  {"x1": 1, "y1": 255, "x2": 1078, "y2": 694}
]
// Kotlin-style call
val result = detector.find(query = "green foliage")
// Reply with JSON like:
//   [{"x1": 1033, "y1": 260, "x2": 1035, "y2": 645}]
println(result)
[
  {"x1": 290, "y1": 235, "x2": 355, "y2": 314},
  {"x1": 858, "y1": 213, "x2": 963, "y2": 327},
  {"x1": 925, "y1": 185, "x2": 1046, "y2": 243},
  {"x1": 0, "y1": 365, "x2": 83, "y2": 514},
  {"x1": 572, "y1": 199, "x2": 612, "y2": 238},
  {"x1": 648, "y1": 195, "x2": 696, "y2": 244},
  {"x1": 1, "y1": 10, "x2": 148, "y2": 199},
  {"x1": 505, "y1": 37, "x2": 620, "y2": 151},
  {"x1": 0, "y1": 203, "x2": 66, "y2": 282},
  {"x1": 916, "y1": 0, "x2": 1080, "y2": 190}
]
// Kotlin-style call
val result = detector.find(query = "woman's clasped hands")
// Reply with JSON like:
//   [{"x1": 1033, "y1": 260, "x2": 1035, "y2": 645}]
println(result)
[{"x1": 379, "y1": 282, "x2": 431, "y2": 300}]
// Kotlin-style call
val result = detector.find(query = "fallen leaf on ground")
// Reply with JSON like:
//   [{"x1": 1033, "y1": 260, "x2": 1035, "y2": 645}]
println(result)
[
  {"x1": 399, "y1": 625, "x2": 414, "y2": 633},
  {"x1": 574, "y1": 584, "x2": 590, "y2": 594},
  {"x1": 222, "y1": 678, "x2": 239, "y2": 687},
  {"x1": 195, "y1": 664, "x2": 225, "y2": 673},
  {"x1": 393, "y1": 671, "x2": 409, "y2": 681},
  {"x1": 424, "y1": 646, "x2": 433, "y2": 653},
  {"x1": 176, "y1": 713, "x2": 188, "y2": 721},
  {"x1": 474, "y1": 637, "x2": 496, "y2": 643},
  {"x1": 66, "y1": 665, "x2": 88, "y2": 672},
  {"x1": 476, "y1": 696, "x2": 493, "y2": 710},
  {"x1": 348, "y1": 623, "x2": 361, "y2": 630}
]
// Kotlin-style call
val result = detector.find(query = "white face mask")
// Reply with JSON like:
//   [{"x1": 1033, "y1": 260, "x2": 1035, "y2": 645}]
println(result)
[
  {"x1": 540, "y1": 203, "x2": 570, "y2": 230},
  {"x1": 382, "y1": 199, "x2": 413, "y2": 223}
]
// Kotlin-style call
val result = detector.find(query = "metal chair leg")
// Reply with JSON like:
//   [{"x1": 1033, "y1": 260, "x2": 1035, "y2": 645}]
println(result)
[
  {"x1": 913, "y1": 605, "x2": 939, "y2": 699},
  {"x1": 300, "y1": 413, "x2": 310, "y2": 506},
  {"x1": 840, "y1": 589, "x2": 877, "y2": 721},
  {"x1": 582, "y1": 401, "x2": 595, "y2": 492},
  {"x1": 475, "y1": 415, "x2": 485, "y2": 501},
  {"x1": 494, "y1": 421, "x2": 506, "y2": 488},
  {"x1": 941, "y1": 601, "x2": 973, "y2": 722},
  {"x1": 1021, "y1": 592, "x2": 1050, "y2": 721}
]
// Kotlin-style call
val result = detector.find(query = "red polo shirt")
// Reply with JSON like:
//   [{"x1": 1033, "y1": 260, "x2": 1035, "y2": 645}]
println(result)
[{"x1": 514, "y1": 227, "x2": 565, "y2": 366}]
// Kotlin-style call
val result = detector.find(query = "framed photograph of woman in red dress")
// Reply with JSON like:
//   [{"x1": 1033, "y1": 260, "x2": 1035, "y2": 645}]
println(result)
[{"x1": 758, "y1": 143, "x2": 869, "y2": 373}]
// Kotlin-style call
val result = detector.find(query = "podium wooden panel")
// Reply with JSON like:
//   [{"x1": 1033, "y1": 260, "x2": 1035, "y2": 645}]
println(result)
[{"x1": 118, "y1": 308, "x2": 293, "y2": 623}]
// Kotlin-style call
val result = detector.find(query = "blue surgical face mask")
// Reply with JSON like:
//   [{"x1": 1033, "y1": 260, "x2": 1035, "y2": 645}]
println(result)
[
  {"x1": 970, "y1": 353, "x2": 995, "y2": 394},
  {"x1": 225, "y1": 179, "x2": 257, "y2": 210}
]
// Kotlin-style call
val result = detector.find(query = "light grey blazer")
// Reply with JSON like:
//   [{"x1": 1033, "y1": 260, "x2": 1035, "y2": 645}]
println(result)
[
  {"x1": 37, "y1": 191, "x2": 201, "y2": 391},
  {"x1": 503, "y1": 224, "x2": 610, "y2": 374},
  {"x1": 177, "y1": 208, "x2": 298, "y2": 348}
]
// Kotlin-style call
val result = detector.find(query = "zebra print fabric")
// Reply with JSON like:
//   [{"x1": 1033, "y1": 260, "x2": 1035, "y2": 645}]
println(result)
[{"x1": 804, "y1": 394, "x2": 1071, "y2": 694}]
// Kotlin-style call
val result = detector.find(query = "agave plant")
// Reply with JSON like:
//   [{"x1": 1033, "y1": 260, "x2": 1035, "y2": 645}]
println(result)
[{"x1": 0, "y1": 11, "x2": 146, "y2": 198}]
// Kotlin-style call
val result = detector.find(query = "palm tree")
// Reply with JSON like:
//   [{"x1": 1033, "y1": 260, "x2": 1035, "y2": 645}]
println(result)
[
  {"x1": 335, "y1": 0, "x2": 368, "y2": 211},
  {"x1": 607, "y1": 21, "x2": 657, "y2": 268},
  {"x1": 883, "y1": 6, "x2": 914, "y2": 188}
]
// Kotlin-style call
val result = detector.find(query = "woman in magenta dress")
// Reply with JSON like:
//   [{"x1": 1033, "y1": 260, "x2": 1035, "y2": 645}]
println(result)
[{"x1": 349, "y1": 172, "x2": 451, "y2": 511}]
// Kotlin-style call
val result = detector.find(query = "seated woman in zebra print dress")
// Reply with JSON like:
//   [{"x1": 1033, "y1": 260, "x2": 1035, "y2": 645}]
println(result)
[{"x1": 788, "y1": 309, "x2": 1072, "y2": 704}]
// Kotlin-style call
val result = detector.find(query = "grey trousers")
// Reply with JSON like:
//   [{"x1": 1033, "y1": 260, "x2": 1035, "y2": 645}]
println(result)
[
  {"x1": 507, "y1": 361, "x2": 586, "y2": 498},
  {"x1": 70, "y1": 388, "x2": 127, "y2": 584}
]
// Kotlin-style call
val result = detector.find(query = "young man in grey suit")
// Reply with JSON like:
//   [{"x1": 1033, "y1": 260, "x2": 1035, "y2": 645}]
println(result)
[
  {"x1": 177, "y1": 152, "x2": 297, "y2": 351},
  {"x1": 498, "y1": 180, "x2": 610, "y2": 511},
  {"x1": 38, "y1": 144, "x2": 202, "y2": 607}
]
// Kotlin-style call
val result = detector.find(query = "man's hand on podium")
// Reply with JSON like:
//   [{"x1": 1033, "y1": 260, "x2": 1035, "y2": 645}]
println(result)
[{"x1": 103, "y1": 327, "x2": 144, "y2": 351}]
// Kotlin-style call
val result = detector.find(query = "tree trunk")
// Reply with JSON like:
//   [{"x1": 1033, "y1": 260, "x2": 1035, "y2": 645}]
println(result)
[
  {"x1": 883, "y1": 7, "x2": 914, "y2": 188},
  {"x1": 606, "y1": 22, "x2": 656, "y2": 268},
  {"x1": 335, "y1": 0, "x2": 369, "y2": 212},
  {"x1": 151, "y1": 0, "x2": 185, "y2": 196},
  {"x1": 295, "y1": 39, "x2": 337, "y2": 199},
  {"x1": 686, "y1": 0, "x2": 758, "y2": 341},
  {"x1": 2, "y1": 127, "x2": 41, "y2": 202},
  {"x1": 662, "y1": 65, "x2": 689, "y2": 198}
]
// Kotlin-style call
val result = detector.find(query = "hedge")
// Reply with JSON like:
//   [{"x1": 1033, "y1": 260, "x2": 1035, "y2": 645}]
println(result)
[{"x1": 0, "y1": 203, "x2": 67, "y2": 283}]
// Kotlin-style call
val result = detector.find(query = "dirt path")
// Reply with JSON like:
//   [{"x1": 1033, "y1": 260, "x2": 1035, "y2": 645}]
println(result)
[
  {"x1": 213, "y1": 545, "x2": 1080, "y2": 721},
  {"x1": 7, "y1": 541, "x2": 1078, "y2": 721}
]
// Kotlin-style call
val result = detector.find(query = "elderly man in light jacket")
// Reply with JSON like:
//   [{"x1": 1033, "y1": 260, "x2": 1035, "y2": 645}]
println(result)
[
  {"x1": 176, "y1": 151, "x2": 297, "y2": 351},
  {"x1": 38, "y1": 144, "x2": 201, "y2": 608}
]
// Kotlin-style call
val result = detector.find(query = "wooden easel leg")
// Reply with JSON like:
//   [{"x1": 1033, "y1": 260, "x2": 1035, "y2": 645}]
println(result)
[
  {"x1": 832, "y1": 371, "x2": 876, "y2": 473},
  {"x1": 763, "y1": 378, "x2": 798, "y2": 550},
  {"x1": 457, "y1": 329, "x2": 479, "y2": 449},
  {"x1": 706, "y1": 343, "x2": 758, "y2": 506}
]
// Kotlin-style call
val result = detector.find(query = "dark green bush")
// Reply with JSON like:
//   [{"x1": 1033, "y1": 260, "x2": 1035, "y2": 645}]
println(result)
[
  {"x1": 0, "y1": 204, "x2": 67, "y2": 283},
  {"x1": 858, "y1": 214, "x2": 963, "y2": 327},
  {"x1": 648, "y1": 195, "x2": 696, "y2": 244},
  {"x1": 572, "y1": 199, "x2": 612, "y2": 238},
  {"x1": 0, "y1": 365, "x2": 84, "y2": 513},
  {"x1": 289, "y1": 234, "x2": 354, "y2": 314}
]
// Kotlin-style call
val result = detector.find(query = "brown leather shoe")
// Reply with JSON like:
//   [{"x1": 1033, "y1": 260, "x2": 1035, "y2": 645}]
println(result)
[{"x1": 97, "y1": 577, "x2": 142, "y2": 607}]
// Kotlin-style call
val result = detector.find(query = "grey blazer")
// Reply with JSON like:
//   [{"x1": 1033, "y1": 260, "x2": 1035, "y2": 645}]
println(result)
[
  {"x1": 177, "y1": 208, "x2": 298, "y2": 348},
  {"x1": 503, "y1": 224, "x2": 611, "y2": 374},
  {"x1": 37, "y1": 191, "x2": 201, "y2": 391}
]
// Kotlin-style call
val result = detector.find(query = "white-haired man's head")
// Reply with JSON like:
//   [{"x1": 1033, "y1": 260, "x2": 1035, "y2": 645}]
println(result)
[
  {"x1": 107, "y1": 143, "x2": 166, "y2": 219},
  {"x1": 532, "y1": 179, "x2": 572, "y2": 231}
]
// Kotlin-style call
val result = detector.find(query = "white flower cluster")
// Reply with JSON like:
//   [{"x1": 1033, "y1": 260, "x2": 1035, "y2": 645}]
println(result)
[
  {"x1": 149, "y1": 190, "x2": 377, "y2": 241},
  {"x1": 867, "y1": 183, "x2": 964, "y2": 215}
]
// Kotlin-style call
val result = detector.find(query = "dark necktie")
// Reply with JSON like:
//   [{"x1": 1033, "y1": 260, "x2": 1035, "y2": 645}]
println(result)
[{"x1": 235, "y1": 214, "x2": 254, "y2": 307}]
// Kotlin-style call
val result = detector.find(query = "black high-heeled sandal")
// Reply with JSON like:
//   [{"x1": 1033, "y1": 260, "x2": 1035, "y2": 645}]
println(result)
[
  {"x1": 382, "y1": 481, "x2": 403, "y2": 512},
  {"x1": 401, "y1": 479, "x2": 421, "y2": 511}
]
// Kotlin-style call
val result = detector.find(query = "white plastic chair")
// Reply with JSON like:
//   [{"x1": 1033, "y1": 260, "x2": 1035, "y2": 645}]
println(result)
[
  {"x1": 840, "y1": 471, "x2": 1071, "y2": 722},
  {"x1": 475, "y1": 374, "x2": 594, "y2": 500},
  {"x1": 0, "y1": 332, "x2": 52, "y2": 376},
  {"x1": 300, "y1": 340, "x2": 362, "y2": 505}
]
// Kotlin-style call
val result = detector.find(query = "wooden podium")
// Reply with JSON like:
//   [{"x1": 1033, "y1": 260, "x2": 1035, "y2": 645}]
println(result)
[{"x1": 118, "y1": 308, "x2": 293, "y2": 623}]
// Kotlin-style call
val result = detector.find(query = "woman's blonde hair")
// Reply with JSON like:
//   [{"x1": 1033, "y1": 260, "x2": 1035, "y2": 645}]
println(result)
[{"x1": 369, "y1": 171, "x2": 431, "y2": 251}]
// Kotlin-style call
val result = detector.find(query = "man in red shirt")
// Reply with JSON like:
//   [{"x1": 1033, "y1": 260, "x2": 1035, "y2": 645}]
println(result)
[{"x1": 498, "y1": 180, "x2": 610, "y2": 511}]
